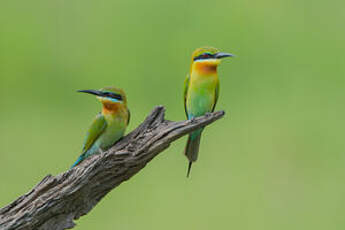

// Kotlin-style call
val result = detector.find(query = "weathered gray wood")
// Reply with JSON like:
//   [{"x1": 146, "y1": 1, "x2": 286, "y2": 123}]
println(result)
[{"x1": 0, "y1": 106, "x2": 225, "y2": 230}]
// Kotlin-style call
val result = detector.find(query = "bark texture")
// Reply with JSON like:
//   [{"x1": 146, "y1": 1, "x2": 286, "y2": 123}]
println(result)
[{"x1": 0, "y1": 106, "x2": 225, "y2": 230}]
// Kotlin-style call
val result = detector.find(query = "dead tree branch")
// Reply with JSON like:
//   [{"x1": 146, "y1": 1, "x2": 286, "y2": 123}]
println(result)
[{"x1": 0, "y1": 106, "x2": 225, "y2": 230}]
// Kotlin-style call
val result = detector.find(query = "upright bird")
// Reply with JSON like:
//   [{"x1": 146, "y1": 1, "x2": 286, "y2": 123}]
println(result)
[
  {"x1": 71, "y1": 86, "x2": 130, "y2": 168},
  {"x1": 184, "y1": 47, "x2": 233, "y2": 177}
]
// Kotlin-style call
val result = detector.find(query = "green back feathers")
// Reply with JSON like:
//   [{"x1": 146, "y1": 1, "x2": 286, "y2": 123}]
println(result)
[
  {"x1": 183, "y1": 74, "x2": 190, "y2": 118},
  {"x1": 82, "y1": 113, "x2": 107, "y2": 154}
]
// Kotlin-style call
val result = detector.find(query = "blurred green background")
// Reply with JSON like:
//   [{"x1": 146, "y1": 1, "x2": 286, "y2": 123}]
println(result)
[{"x1": 1, "y1": 0, "x2": 345, "y2": 229}]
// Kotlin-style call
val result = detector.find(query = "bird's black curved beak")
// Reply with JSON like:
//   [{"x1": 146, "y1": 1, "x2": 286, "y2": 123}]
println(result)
[
  {"x1": 214, "y1": 52, "x2": 235, "y2": 59},
  {"x1": 78, "y1": 89, "x2": 104, "y2": 97}
]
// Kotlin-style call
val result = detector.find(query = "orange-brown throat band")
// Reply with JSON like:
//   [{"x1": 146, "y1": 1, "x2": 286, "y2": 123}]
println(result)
[
  {"x1": 193, "y1": 62, "x2": 218, "y2": 75},
  {"x1": 102, "y1": 102, "x2": 123, "y2": 114}
]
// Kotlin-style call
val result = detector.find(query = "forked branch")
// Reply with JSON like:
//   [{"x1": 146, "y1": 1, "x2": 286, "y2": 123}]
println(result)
[{"x1": 0, "y1": 106, "x2": 225, "y2": 230}]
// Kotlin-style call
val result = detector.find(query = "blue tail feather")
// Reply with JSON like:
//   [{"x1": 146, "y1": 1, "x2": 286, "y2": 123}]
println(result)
[
  {"x1": 70, "y1": 155, "x2": 84, "y2": 169},
  {"x1": 184, "y1": 129, "x2": 202, "y2": 177}
]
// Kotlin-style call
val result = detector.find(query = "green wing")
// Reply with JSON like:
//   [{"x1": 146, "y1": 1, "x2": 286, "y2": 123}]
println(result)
[
  {"x1": 184, "y1": 74, "x2": 190, "y2": 117},
  {"x1": 82, "y1": 113, "x2": 107, "y2": 153},
  {"x1": 212, "y1": 79, "x2": 219, "y2": 112},
  {"x1": 127, "y1": 108, "x2": 131, "y2": 125}
]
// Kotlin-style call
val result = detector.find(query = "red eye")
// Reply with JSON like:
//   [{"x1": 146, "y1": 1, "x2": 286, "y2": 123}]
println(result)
[{"x1": 193, "y1": 53, "x2": 213, "y2": 61}]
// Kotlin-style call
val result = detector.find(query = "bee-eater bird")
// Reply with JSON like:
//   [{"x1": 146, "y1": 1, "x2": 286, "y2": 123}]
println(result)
[
  {"x1": 71, "y1": 87, "x2": 130, "y2": 168},
  {"x1": 184, "y1": 47, "x2": 234, "y2": 177}
]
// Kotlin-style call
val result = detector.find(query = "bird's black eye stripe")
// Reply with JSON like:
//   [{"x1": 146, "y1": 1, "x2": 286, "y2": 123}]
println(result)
[
  {"x1": 112, "y1": 94, "x2": 123, "y2": 100},
  {"x1": 193, "y1": 53, "x2": 214, "y2": 61},
  {"x1": 104, "y1": 92, "x2": 123, "y2": 101}
]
